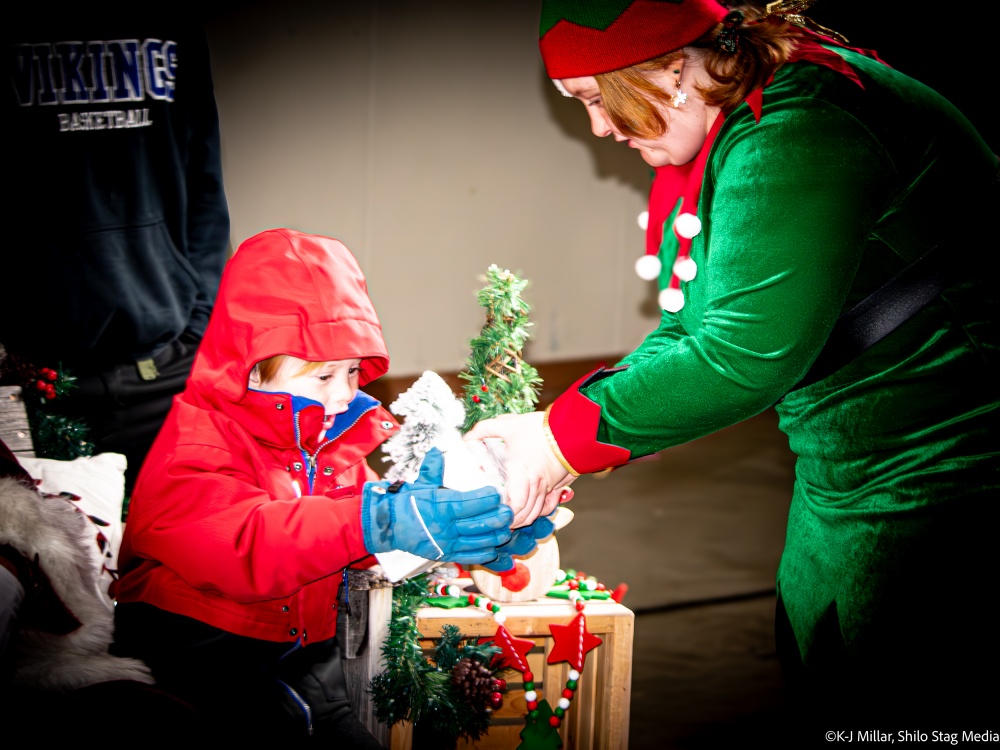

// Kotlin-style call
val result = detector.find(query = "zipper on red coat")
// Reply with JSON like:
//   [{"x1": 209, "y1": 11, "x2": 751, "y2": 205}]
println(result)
[{"x1": 297, "y1": 403, "x2": 380, "y2": 493}]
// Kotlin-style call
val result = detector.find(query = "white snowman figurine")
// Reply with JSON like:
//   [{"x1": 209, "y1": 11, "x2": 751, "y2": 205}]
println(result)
[{"x1": 378, "y1": 371, "x2": 571, "y2": 602}]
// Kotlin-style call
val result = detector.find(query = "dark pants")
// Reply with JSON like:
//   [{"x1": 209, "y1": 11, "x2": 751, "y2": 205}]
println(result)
[
  {"x1": 112, "y1": 602, "x2": 385, "y2": 747},
  {"x1": 5, "y1": 679, "x2": 204, "y2": 740},
  {"x1": 51, "y1": 331, "x2": 200, "y2": 494},
  {"x1": 775, "y1": 595, "x2": 995, "y2": 735}
]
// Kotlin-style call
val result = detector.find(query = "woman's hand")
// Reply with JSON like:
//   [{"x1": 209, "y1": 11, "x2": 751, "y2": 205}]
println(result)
[{"x1": 464, "y1": 411, "x2": 575, "y2": 528}]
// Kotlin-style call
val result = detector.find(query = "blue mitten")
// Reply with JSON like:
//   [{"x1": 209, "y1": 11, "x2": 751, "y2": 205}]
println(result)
[
  {"x1": 361, "y1": 448, "x2": 513, "y2": 565},
  {"x1": 480, "y1": 515, "x2": 556, "y2": 572}
]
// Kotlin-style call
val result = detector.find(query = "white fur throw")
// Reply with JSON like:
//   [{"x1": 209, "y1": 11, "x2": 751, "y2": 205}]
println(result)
[
  {"x1": 16, "y1": 452, "x2": 127, "y2": 600},
  {"x1": 0, "y1": 476, "x2": 152, "y2": 690}
]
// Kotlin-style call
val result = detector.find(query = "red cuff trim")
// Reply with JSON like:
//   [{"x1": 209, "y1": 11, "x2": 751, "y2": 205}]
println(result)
[{"x1": 547, "y1": 368, "x2": 631, "y2": 475}]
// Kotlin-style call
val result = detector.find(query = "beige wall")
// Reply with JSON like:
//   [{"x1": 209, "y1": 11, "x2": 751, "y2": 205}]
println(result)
[{"x1": 205, "y1": 1, "x2": 660, "y2": 377}]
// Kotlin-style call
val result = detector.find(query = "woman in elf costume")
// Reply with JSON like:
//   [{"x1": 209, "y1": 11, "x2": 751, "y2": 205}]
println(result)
[{"x1": 467, "y1": 0, "x2": 998, "y2": 726}]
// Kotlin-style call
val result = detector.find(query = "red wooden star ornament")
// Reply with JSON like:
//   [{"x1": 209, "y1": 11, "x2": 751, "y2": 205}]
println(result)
[
  {"x1": 546, "y1": 613, "x2": 602, "y2": 671},
  {"x1": 484, "y1": 624, "x2": 534, "y2": 673}
]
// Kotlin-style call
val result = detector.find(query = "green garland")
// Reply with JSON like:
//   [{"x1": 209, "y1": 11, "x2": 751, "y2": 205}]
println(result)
[{"x1": 368, "y1": 575, "x2": 507, "y2": 745}]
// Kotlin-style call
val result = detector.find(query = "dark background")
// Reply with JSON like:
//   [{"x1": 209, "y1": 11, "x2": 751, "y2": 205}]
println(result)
[{"x1": 806, "y1": 2, "x2": 996, "y2": 151}]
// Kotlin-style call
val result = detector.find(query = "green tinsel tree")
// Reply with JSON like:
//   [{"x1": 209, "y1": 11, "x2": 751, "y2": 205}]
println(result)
[
  {"x1": 368, "y1": 575, "x2": 506, "y2": 747},
  {"x1": 459, "y1": 264, "x2": 542, "y2": 433}
]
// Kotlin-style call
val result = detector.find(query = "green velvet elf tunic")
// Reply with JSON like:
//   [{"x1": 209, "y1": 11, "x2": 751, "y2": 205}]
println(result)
[{"x1": 561, "y1": 46, "x2": 999, "y2": 689}]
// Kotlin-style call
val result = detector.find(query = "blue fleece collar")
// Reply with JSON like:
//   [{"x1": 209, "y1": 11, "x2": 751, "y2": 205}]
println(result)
[{"x1": 289, "y1": 391, "x2": 379, "y2": 441}]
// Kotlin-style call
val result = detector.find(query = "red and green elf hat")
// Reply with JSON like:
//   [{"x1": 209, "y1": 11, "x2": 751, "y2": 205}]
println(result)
[{"x1": 539, "y1": 0, "x2": 729, "y2": 79}]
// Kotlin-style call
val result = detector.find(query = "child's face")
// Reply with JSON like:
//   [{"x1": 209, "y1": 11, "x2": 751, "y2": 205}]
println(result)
[{"x1": 255, "y1": 356, "x2": 362, "y2": 430}]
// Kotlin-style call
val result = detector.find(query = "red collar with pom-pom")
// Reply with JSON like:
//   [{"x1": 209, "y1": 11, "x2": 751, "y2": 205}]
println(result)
[{"x1": 639, "y1": 35, "x2": 875, "y2": 312}]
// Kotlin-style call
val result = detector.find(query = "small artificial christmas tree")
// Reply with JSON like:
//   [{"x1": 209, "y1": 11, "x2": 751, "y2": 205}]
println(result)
[
  {"x1": 459, "y1": 264, "x2": 542, "y2": 433},
  {"x1": 381, "y1": 369, "x2": 466, "y2": 484},
  {"x1": 457, "y1": 266, "x2": 573, "y2": 604}
]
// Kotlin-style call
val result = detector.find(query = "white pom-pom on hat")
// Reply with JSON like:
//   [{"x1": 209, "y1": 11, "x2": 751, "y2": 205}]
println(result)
[
  {"x1": 637, "y1": 210, "x2": 649, "y2": 231},
  {"x1": 673, "y1": 256, "x2": 698, "y2": 282},
  {"x1": 635, "y1": 254, "x2": 662, "y2": 281},
  {"x1": 673, "y1": 212, "x2": 702, "y2": 239},
  {"x1": 659, "y1": 287, "x2": 685, "y2": 312}
]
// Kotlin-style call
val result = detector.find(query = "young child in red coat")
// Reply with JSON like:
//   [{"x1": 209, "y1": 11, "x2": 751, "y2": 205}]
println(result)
[{"x1": 110, "y1": 229, "x2": 518, "y2": 745}]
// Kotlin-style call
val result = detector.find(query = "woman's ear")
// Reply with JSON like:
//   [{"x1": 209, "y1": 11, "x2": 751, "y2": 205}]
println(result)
[
  {"x1": 248, "y1": 365, "x2": 260, "y2": 386},
  {"x1": 668, "y1": 57, "x2": 685, "y2": 80}
]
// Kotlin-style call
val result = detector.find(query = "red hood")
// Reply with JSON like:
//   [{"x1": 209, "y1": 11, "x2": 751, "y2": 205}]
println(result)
[{"x1": 189, "y1": 229, "x2": 389, "y2": 410}]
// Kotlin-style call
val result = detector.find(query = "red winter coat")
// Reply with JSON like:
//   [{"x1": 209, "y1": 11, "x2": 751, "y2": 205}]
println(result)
[{"x1": 112, "y1": 229, "x2": 398, "y2": 644}]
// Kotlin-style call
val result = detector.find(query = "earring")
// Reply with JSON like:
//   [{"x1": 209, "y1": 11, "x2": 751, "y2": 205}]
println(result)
[{"x1": 670, "y1": 76, "x2": 688, "y2": 108}]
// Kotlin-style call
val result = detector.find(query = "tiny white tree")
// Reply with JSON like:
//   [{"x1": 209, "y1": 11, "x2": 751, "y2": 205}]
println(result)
[{"x1": 381, "y1": 371, "x2": 465, "y2": 483}]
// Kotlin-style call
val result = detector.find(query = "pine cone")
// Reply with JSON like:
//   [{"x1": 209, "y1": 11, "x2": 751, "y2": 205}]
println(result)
[{"x1": 451, "y1": 657, "x2": 495, "y2": 708}]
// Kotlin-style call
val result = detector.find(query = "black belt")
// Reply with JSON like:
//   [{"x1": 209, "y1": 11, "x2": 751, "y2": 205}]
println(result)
[{"x1": 793, "y1": 245, "x2": 944, "y2": 391}]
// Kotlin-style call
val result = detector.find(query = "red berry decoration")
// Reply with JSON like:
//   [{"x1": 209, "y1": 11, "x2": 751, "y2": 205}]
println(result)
[
  {"x1": 36, "y1": 380, "x2": 48, "y2": 391},
  {"x1": 490, "y1": 691, "x2": 503, "y2": 708},
  {"x1": 44, "y1": 391, "x2": 56, "y2": 400},
  {"x1": 472, "y1": 395, "x2": 481, "y2": 403},
  {"x1": 45, "y1": 369, "x2": 58, "y2": 381},
  {"x1": 481, "y1": 384, "x2": 488, "y2": 392},
  {"x1": 494, "y1": 678, "x2": 506, "y2": 691}
]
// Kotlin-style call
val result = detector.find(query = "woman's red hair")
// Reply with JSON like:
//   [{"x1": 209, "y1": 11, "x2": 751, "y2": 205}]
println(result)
[{"x1": 596, "y1": 6, "x2": 801, "y2": 139}]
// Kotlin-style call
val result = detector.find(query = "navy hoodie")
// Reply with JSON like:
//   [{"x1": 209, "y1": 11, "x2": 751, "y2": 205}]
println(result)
[{"x1": 2, "y1": 8, "x2": 230, "y2": 365}]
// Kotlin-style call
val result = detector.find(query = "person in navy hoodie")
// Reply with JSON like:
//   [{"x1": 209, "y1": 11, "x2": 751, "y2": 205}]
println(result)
[{"x1": 2, "y1": 8, "x2": 231, "y2": 493}]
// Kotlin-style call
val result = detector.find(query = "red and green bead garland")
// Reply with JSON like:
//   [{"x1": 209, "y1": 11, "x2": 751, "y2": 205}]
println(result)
[{"x1": 429, "y1": 570, "x2": 610, "y2": 749}]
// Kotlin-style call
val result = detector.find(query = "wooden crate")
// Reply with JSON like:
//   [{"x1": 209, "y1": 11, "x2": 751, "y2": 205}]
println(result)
[
  {"x1": 0, "y1": 385, "x2": 35, "y2": 457},
  {"x1": 389, "y1": 597, "x2": 634, "y2": 750}
]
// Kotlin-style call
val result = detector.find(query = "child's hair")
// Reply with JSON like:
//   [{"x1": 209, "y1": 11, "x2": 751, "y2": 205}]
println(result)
[{"x1": 253, "y1": 355, "x2": 326, "y2": 385}]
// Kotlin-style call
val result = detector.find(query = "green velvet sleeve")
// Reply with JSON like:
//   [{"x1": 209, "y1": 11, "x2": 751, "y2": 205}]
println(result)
[{"x1": 587, "y1": 96, "x2": 895, "y2": 456}]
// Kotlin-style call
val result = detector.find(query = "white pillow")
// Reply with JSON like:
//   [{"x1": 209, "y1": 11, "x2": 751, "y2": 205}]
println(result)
[{"x1": 15, "y1": 452, "x2": 127, "y2": 599}]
